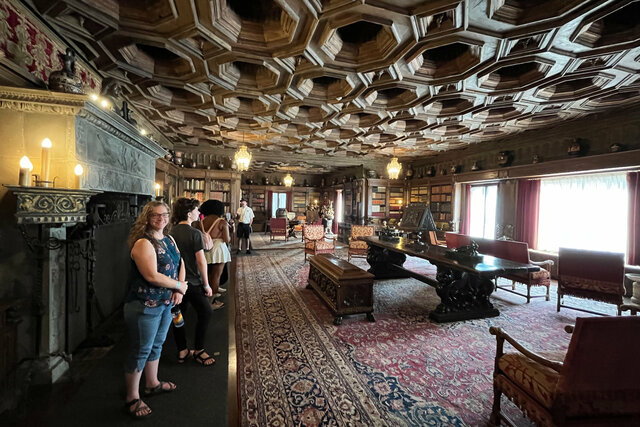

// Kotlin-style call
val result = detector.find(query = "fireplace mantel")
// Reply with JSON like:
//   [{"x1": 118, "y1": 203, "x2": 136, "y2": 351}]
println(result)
[{"x1": 4, "y1": 185, "x2": 101, "y2": 224}]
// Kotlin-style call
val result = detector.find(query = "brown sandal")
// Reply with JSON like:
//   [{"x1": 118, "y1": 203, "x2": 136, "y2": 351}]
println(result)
[{"x1": 124, "y1": 398, "x2": 151, "y2": 419}]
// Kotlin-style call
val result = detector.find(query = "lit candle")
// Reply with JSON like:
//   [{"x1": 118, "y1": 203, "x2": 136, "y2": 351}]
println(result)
[
  {"x1": 74, "y1": 164, "x2": 84, "y2": 189},
  {"x1": 41, "y1": 138, "x2": 52, "y2": 187},
  {"x1": 155, "y1": 183, "x2": 161, "y2": 197},
  {"x1": 19, "y1": 156, "x2": 33, "y2": 186}
]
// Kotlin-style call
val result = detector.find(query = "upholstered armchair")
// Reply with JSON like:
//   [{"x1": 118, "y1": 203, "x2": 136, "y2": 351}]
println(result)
[
  {"x1": 348, "y1": 225, "x2": 375, "y2": 262},
  {"x1": 558, "y1": 248, "x2": 625, "y2": 315},
  {"x1": 269, "y1": 217, "x2": 288, "y2": 242},
  {"x1": 489, "y1": 317, "x2": 640, "y2": 426},
  {"x1": 303, "y1": 224, "x2": 335, "y2": 261}
]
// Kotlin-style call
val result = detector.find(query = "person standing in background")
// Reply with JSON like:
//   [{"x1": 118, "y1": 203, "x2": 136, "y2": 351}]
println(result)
[
  {"x1": 169, "y1": 198, "x2": 216, "y2": 366},
  {"x1": 199, "y1": 199, "x2": 230, "y2": 310},
  {"x1": 236, "y1": 198, "x2": 254, "y2": 254}
]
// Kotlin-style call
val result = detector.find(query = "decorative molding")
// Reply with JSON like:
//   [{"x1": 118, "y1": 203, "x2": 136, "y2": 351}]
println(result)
[
  {"x1": 4, "y1": 185, "x2": 101, "y2": 225},
  {"x1": 0, "y1": 85, "x2": 86, "y2": 115},
  {"x1": 78, "y1": 102, "x2": 167, "y2": 158}
]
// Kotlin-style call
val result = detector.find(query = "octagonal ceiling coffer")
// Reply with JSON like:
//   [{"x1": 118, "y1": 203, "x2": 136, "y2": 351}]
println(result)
[
  {"x1": 408, "y1": 42, "x2": 480, "y2": 80},
  {"x1": 133, "y1": 43, "x2": 192, "y2": 77},
  {"x1": 536, "y1": 76, "x2": 609, "y2": 101},
  {"x1": 337, "y1": 21, "x2": 382, "y2": 44},
  {"x1": 227, "y1": 0, "x2": 282, "y2": 22},
  {"x1": 478, "y1": 59, "x2": 552, "y2": 91},
  {"x1": 573, "y1": 2, "x2": 640, "y2": 48},
  {"x1": 489, "y1": 0, "x2": 584, "y2": 25}
]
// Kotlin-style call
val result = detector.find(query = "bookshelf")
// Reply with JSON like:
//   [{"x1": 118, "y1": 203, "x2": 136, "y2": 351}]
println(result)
[
  {"x1": 293, "y1": 191, "x2": 307, "y2": 215},
  {"x1": 430, "y1": 183, "x2": 453, "y2": 228},
  {"x1": 209, "y1": 179, "x2": 231, "y2": 205},
  {"x1": 367, "y1": 179, "x2": 388, "y2": 225},
  {"x1": 388, "y1": 184, "x2": 404, "y2": 220},
  {"x1": 183, "y1": 178, "x2": 206, "y2": 202},
  {"x1": 410, "y1": 185, "x2": 429, "y2": 204}
]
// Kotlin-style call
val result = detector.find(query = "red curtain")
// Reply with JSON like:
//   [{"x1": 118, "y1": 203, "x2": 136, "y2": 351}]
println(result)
[
  {"x1": 515, "y1": 179, "x2": 540, "y2": 249},
  {"x1": 628, "y1": 172, "x2": 640, "y2": 265},
  {"x1": 333, "y1": 191, "x2": 339, "y2": 234},
  {"x1": 267, "y1": 190, "x2": 273, "y2": 218},
  {"x1": 460, "y1": 184, "x2": 471, "y2": 234},
  {"x1": 286, "y1": 191, "x2": 292, "y2": 212}
]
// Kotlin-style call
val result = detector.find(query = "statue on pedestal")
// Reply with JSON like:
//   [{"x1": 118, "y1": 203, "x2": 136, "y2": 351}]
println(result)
[{"x1": 48, "y1": 48, "x2": 84, "y2": 94}]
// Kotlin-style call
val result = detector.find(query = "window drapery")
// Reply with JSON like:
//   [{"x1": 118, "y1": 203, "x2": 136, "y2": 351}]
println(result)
[
  {"x1": 537, "y1": 173, "x2": 627, "y2": 253},
  {"x1": 516, "y1": 179, "x2": 540, "y2": 249},
  {"x1": 628, "y1": 172, "x2": 640, "y2": 265}
]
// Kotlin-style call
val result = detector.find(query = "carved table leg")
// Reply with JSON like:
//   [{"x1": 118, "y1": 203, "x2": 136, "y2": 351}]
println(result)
[
  {"x1": 366, "y1": 244, "x2": 410, "y2": 279},
  {"x1": 333, "y1": 316, "x2": 343, "y2": 326},
  {"x1": 366, "y1": 312, "x2": 375, "y2": 322},
  {"x1": 429, "y1": 265, "x2": 500, "y2": 323}
]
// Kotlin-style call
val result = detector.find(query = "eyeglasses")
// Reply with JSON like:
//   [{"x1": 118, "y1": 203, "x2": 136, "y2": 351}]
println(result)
[{"x1": 150, "y1": 213, "x2": 169, "y2": 219}]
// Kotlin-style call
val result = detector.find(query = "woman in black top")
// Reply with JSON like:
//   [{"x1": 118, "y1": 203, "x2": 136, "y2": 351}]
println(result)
[{"x1": 169, "y1": 198, "x2": 216, "y2": 366}]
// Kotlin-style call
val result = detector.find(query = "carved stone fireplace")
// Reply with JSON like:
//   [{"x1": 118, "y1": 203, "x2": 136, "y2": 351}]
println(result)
[{"x1": 0, "y1": 86, "x2": 165, "y2": 391}]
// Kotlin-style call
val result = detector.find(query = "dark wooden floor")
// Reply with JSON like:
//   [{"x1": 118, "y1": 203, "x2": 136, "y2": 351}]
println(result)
[{"x1": 7, "y1": 258, "x2": 238, "y2": 427}]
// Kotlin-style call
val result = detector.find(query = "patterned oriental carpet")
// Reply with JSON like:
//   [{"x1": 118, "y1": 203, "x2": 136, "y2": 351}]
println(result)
[{"x1": 235, "y1": 247, "x2": 615, "y2": 426}]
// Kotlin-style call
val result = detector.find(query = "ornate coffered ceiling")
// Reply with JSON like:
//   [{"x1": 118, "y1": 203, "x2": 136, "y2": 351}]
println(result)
[{"x1": 32, "y1": 0, "x2": 640, "y2": 173}]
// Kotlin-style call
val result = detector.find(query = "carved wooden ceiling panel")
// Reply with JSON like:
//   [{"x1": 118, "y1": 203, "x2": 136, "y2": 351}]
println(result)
[{"x1": 34, "y1": 0, "x2": 640, "y2": 172}]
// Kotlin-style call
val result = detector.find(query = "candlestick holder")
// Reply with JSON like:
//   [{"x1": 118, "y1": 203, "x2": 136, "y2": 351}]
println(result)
[{"x1": 33, "y1": 174, "x2": 55, "y2": 188}]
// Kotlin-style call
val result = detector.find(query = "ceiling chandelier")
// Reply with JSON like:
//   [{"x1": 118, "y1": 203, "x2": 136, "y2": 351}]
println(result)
[
  {"x1": 283, "y1": 173, "x2": 293, "y2": 187},
  {"x1": 234, "y1": 132, "x2": 252, "y2": 172},
  {"x1": 387, "y1": 157, "x2": 402, "y2": 180}
]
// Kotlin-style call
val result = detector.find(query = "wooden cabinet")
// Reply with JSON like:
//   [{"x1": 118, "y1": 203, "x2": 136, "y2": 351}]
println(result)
[
  {"x1": 365, "y1": 178, "x2": 405, "y2": 225},
  {"x1": 154, "y1": 159, "x2": 241, "y2": 214}
]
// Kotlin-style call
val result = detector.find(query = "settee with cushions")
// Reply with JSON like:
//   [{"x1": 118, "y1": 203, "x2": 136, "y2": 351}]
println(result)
[{"x1": 445, "y1": 233, "x2": 553, "y2": 303}]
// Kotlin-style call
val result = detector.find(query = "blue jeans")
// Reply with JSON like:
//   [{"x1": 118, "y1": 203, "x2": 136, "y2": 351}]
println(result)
[{"x1": 123, "y1": 300, "x2": 172, "y2": 373}]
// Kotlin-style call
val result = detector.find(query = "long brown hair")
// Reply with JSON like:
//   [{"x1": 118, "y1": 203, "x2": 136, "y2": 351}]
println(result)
[{"x1": 127, "y1": 200, "x2": 171, "y2": 250}]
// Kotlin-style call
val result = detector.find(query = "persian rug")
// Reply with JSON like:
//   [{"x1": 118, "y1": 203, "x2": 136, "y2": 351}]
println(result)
[{"x1": 235, "y1": 247, "x2": 613, "y2": 426}]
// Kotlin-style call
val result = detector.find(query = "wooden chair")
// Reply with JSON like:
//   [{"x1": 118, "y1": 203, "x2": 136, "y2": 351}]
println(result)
[
  {"x1": 269, "y1": 217, "x2": 288, "y2": 242},
  {"x1": 303, "y1": 224, "x2": 335, "y2": 262},
  {"x1": 293, "y1": 215, "x2": 306, "y2": 237},
  {"x1": 490, "y1": 317, "x2": 640, "y2": 426},
  {"x1": 495, "y1": 240, "x2": 553, "y2": 303},
  {"x1": 558, "y1": 248, "x2": 625, "y2": 315},
  {"x1": 348, "y1": 225, "x2": 375, "y2": 262}
]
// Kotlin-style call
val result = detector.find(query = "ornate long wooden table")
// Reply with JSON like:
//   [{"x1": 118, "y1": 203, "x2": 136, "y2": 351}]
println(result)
[{"x1": 360, "y1": 236, "x2": 540, "y2": 323}]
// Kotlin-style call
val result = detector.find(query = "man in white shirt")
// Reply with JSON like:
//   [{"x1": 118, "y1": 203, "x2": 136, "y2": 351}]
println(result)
[{"x1": 236, "y1": 198, "x2": 255, "y2": 254}]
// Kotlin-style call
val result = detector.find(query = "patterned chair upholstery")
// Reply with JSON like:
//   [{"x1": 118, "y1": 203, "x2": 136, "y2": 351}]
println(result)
[
  {"x1": 269, "y1": 217, "x2": 288, "y2": 242},
  {"x1": 558, "y1": 248, "x2": 625, "y2": 315},
  {"x1": 490, "y1": 317, "x2": 640, "y2": 427},
  {"x1": 303, "y1": 224, "x2": 335, "y2": 261},
  {"x1": 348, "y1": 225, "x2": 375, "y2": 262}
]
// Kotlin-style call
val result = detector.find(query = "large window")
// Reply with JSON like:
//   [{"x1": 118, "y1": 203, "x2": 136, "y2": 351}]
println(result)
[
  {"x1": 537, "y1": 173, "x2": 627, "y2": 253},
  {"x1": 469, "y1": 184, "x2": 497, "y2": 238},
  {"x1": 271, "y1": 192, "x2": 288, "y2": 217}
]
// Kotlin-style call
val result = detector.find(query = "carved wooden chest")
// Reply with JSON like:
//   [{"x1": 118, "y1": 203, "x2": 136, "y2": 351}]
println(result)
[{"x1": 308, "y1": 254, "x2": 375, "y2": 325}]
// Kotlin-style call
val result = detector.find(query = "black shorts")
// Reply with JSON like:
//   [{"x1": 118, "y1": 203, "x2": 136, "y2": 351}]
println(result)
[{"x1": 237, "y1": 223, "x2": 252, "y2": 238}]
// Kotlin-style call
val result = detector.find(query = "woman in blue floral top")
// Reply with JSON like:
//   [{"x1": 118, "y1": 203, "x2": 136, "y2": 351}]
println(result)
[{"x1": 123, "y1": 201, "x2": 186, "y2": 419}]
